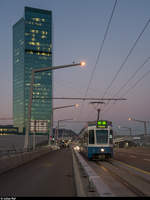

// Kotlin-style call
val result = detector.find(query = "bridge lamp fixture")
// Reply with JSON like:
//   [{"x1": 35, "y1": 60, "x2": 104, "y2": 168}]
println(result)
[
  {"x1": 80, "y1": 61, "x2": 86, "y2": 67},
  {"x1": 75, "y1": 104, "x2": 79, "y2": 108}
]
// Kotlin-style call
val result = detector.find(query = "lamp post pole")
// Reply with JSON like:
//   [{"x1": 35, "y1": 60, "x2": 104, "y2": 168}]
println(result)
[
  {"x1": 24, "y1": 62, "x2": 85, "y2": 150},
  {"x1": 122, "y1": 127, "x2": 132, "y2": 136},
  {"x1": 24, "y1": 70, "x2": 35, "y2": 150},
  {"x1": 48, "y1": 105, "x2": 77, "y2": 146},
  {"x1": 128, "y1": 117, "x2": 148, "y2": 136}
]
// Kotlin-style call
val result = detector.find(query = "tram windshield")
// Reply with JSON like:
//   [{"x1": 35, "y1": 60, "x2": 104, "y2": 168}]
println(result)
[{"x1": 96, "y1": 130, "x2": 108, "y2": 144}]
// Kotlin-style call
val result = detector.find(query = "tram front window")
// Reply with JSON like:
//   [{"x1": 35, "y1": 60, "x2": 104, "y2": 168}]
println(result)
[{"x1": 96, "y1": 130, "x2": 108, "y2": 144}]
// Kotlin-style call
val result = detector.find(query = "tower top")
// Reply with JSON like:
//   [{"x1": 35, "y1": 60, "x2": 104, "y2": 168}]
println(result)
[{"x1": 25, "y1": 6, "x2": 52, "y2": 15}]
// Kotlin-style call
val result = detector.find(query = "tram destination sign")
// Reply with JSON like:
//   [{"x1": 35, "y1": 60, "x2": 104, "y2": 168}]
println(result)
[{"x1": 96, "y1": 120, "x2": 112, "y2": 128}]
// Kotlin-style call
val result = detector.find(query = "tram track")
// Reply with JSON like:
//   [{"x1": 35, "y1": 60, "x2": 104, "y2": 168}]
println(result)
[
  {"x1": 108, "y1": 159, "x2": 150, "y2": 185},
  {"x1": 96, "y1": 159, "x2": 150, "y2": 197}
]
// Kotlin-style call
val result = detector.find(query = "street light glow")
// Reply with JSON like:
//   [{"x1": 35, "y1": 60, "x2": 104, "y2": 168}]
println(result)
[
  {"x1": 75, "y1": 104, "x2": 79, "y2": 108},
  {"x1": 80, "y1": 61, "x2": 86, "y2": 67}
]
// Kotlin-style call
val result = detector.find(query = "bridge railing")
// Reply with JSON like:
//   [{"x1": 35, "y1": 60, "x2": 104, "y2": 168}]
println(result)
[{"x1": 0, "y1": 139, "x2": 49, "y2": 158}]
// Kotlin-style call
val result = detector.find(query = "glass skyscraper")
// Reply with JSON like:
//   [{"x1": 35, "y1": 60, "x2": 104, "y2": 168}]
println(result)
[{"x1": 13, "y1": 7, "x2": 52, "y2": 134}]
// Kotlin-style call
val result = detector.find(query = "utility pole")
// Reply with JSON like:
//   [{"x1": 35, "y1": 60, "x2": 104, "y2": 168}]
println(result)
[{"x1": 122, "y1": 126, "x2": 132, "y2": 136}]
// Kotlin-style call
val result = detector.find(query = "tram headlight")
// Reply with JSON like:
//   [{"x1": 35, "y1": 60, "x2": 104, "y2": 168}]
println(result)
[{"x1": 101, "y1": 148, "x2": 104, "y2": 152}]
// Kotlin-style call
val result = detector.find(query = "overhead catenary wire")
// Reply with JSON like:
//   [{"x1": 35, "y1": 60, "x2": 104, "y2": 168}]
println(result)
[
  {"x1": 99, "y1": 15, "x2": 150, "y2": 115},
  {"x1": 112, "y1": 56, "x2": 150, "y2": 98},
  {"x1": 84, "y1": 0, "x2": 118, "y2": 98},
  {"x1": 77, "y1": 0, "x2": 118, "y2": 120},
  {"x1": 102, "y1": 55, "x2": 150, "y2": 113},
  {"x1": 101, "y1": 66, "x2": 150, "y2": 115},
  {"x1": 121, "y1": 67, "x2": 150, "y2": 97},
  {"x1": 101, "y1": 16, "x2": 150, "y2": 99}
]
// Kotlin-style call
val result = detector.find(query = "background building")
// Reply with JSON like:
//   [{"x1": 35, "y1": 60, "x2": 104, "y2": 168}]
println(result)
[
  {"x1": 0, "y1": 125, "x2": 18, "y2": 135},
  {"x1": 13, "y1": 7, "x2": 53, "y2": 133}
]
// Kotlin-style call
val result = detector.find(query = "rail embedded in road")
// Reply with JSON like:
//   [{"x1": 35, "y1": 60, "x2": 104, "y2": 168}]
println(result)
[
  {"x1": 73, "y1": 149, "x2": 114, "y2": 197},
  {"x1": 96, "y1": 159, "x2": 150, "y2": 196}
]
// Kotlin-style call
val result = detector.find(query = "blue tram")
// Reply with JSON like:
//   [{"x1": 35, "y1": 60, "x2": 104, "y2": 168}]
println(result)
[{"x1": 78, "y1": 120, "x2": 113, "y2": 160}]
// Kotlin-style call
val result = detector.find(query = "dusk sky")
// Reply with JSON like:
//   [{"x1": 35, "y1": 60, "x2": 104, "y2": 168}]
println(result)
[{"x1": 1, "y1": 0, "x2": 150, "y2": 134}]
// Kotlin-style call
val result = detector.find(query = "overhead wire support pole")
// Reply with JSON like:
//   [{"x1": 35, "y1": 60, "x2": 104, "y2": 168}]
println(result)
[
  {"x1": 128, "y1": 118, "x2": 148, "y2": 136},
  {"x1": 121, "y1": 127, "x2": 132, "y2": 136}
]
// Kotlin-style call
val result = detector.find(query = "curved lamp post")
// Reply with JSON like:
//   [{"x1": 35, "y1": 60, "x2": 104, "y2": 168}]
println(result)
[{"x1": 24, "y1": 62, "x2": 85, "y2": 150}]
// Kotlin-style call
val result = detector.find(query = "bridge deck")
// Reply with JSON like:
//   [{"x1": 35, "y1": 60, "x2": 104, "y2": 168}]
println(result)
[{"x1": 0, "y1": 148, "x2": 76, "y2": 197}]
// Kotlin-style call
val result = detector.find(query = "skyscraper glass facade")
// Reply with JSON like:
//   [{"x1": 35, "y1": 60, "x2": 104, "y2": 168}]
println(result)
[{"x1": 13, "y1": 7, "x2": 52, "y2": 133}]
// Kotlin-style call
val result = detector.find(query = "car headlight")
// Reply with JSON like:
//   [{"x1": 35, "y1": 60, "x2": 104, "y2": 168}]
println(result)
[{"x1": 74, "y1": 146, "x2": 80, "y2": 151}]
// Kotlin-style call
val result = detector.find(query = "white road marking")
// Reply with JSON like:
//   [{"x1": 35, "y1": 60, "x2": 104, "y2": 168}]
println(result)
[{"x1": 130, "y1": 155, "x2": 136, "y2": 158}]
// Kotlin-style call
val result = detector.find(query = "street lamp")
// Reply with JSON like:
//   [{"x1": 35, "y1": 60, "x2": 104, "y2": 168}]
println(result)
[
  {"x1": 49, "y1": 104, "x2": 78, "y2": 146},
  {"x1": 128, "y1": 117, "x2": 147, "y2": 136},
  {"x1": 24, "y1": 62, "x2": 85, "y2": 150},
  {"x1": 80, "y1": 61, "x2": 86, "y2": 67}
]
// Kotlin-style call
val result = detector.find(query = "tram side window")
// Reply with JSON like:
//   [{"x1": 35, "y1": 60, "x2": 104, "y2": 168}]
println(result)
[
  {"x1": 84, "y1": 131, "x2": 88, "y2": 144},
  {"x1": 89, "y1": 130, "x2": 95, "y2": 144},
  {"x1": 109, "y1": 130, "x2": 113, "y2": 144}
]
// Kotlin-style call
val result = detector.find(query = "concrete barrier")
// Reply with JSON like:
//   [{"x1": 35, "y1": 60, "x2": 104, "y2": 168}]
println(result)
[
  {"x1": 0, "y1": 146, "x2": 52, "y2": 175},
  {"x1": 72, "y1": 148, "x2": 86, "y2": 197},
  {"x1": 73, "y1": 149, "x2": 114, "y2": 197}
]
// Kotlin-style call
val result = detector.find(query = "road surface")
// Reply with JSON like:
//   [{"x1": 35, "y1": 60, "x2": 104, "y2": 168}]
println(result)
[
  {"x1": 114, "y1": 147, "x2": 150, "y2": 172},
  {"x1": 0, "y1": 148, "x2": 76, "y2": 197}
]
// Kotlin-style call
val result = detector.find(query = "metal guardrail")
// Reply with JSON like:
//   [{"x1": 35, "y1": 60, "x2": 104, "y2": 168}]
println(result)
[
  {"x1": 0, "y1": 140, "x2": 49, "y2": 158},
  {"x1": 0, "y1": 145, "x2": 53, "y2": 175},
  {"x1": 0, "y1": 147, "x2": 32, "y2": 158}
]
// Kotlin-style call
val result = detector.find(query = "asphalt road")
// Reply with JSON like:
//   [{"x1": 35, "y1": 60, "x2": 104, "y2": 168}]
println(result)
[
  {"x1": 0, "y1": 148, "x2": 76, "y2": 197},
  {"x1": 114, "y1": 147, "x2": 150, "y2": 172}
]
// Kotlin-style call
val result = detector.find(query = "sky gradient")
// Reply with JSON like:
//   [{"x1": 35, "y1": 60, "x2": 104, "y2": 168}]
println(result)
[{"x1": 0, "y1": 0, "x2": 150, "y2": 134}]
